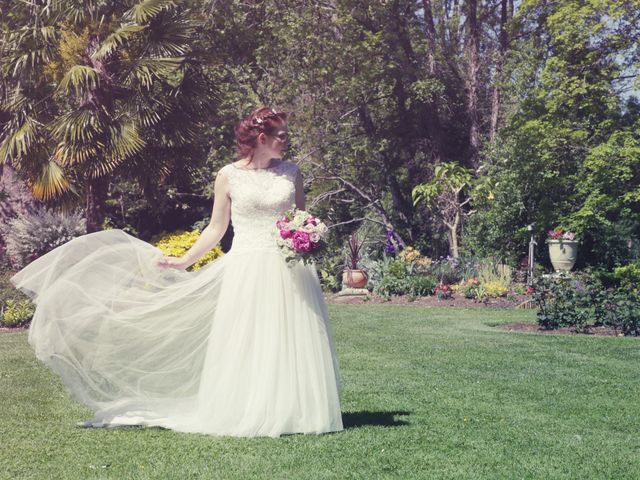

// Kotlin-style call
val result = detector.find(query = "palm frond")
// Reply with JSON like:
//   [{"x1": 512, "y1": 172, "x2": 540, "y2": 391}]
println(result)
[
  {"x1": 63, "y1": 4, "x2": 87, "y2": 25},
  {"x1": 0, "y1": 117, "x2": 41, "y2": 162},
  {"x1": 86, "y1": 155, "x2": 129, "y2": 178},
  {"x1": 57, "y1": 65, "x2": 101, "y2": 95},
  {"x1": 31, "y1": 160, "x2": 70, "y2": 200},
  {"x1": 105, "y1": 122, "x2": 146, "y2": 161},
  {"x1": 126, "y1": 57, "x2": 184, "y2": 88},
  {"x1": 8, "y1": 47, "x2": 56, "y2": 77},
  {"x1": 146, "y1": 17, "x2": 193, "y2": 57},
  {"x1": 91, "y1": 24, "x2": 146, "y2": 60},
  {"x1": 53, "y1": 142, "x2": 101, "y2": 165},
  {"x1": 49, "y1": 109, "x2": 104, "y2": 144},
  {"x1": 126, "y1": 0, "x2": 177, "y2": 24}
]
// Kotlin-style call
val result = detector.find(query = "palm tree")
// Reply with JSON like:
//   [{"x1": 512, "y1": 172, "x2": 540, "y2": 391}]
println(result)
[{"x1": 0, "y1": 0, "x2": 215, "y2": 231}]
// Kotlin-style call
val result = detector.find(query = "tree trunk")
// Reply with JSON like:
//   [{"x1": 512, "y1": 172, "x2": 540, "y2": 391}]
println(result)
[
  {"x1": 466, "y1": 0, "x2": 481, "y2": 168},
  {"x1": 445, "y1": 210, "x2": 460, "y2": 257},
  {"x1": 85, "y1": 175, "x2": 108, "y2": 233},
  {"x1": 420, "y1": 0, "x2": 445, "y2": 163},
  {"x1": 358, "y1": 102, "x2": 417, "y2": 240},
  {"x1": 489, "y1": 0, "x2": 508, "y2": 142}
]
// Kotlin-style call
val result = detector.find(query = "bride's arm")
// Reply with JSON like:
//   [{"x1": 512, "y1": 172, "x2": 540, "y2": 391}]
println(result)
[
  {"x1": 158, "y1": 171, "x2": 231, "y2": 270},
  {"x1": 295, "y1": 167, "x2": 305, "y2": 210}
]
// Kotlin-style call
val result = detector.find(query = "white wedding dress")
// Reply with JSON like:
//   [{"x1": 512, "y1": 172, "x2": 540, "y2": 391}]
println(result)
[{"x1": 10, "y1": 159, "x2": 343, "y2": 438}]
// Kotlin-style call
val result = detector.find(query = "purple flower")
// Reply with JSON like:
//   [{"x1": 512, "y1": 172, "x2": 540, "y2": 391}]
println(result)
[
  {"x1": 280, "y1": 229, "x2": 293, "y2": 239},
  {"x1": 384, "y1": 229, "x2": 398, "y2": 254}
]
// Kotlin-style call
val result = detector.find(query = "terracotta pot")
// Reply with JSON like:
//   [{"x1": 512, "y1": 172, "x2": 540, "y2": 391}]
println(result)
[
  {"x1": 342, "y1": 269, "x2": 368, "y2": 289},
  {"x1": 547, "y1": 239, "x2": 578, "y2": 272}
]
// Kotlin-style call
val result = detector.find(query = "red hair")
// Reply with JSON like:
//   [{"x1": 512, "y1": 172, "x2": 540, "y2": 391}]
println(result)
[{"x1": 234, "y1": 106, "x2": 288, "y2": 160}]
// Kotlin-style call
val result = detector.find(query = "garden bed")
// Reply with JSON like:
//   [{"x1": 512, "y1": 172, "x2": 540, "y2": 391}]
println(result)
[
  {"x1": 325, "y1": 291, "x2": 531, "y2": 309},
  {"x1": 495, "y1": 322, "x2": 624, "y2": 337}
]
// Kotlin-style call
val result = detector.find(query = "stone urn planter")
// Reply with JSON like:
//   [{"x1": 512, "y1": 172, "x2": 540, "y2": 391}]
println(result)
[
  {"x1": 547, "y1": 239, "x2": 579, "y2": 272},
  {"x1": 342, "y1": 269, "x2": 369, "y2": 289}
]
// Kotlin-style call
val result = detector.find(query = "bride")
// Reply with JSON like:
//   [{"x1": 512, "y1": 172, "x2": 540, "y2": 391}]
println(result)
[{"x1": 10, "y1": 106, "x2": 344, "y2": 438}]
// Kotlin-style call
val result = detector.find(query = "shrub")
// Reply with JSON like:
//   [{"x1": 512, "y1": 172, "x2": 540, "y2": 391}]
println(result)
[
  {"x1": 613, "y1": 262, "x2": 640, "y2": 288},
  {"x1": 511, "y1": 282, "x2": 528, "y2": 295},
  {"x1": 376, "y1": 275, "x2": 410, "y2": 297},
  {"x1": 151, "y1": 230, "x2": 224, "y2": 272},
  {"x1": 364, "y1": 252, "x2": 438, "y2": 298},
  {"x1": 398, "y1": 246, "x2": 432, "y2": 273},
  {"x1": 406, "y1": 275, "x2": 437, "y2": 297},
  {"x1": 483, "y1": 281, "x2": 509, "y2": 297},
  {"x1": 533, "y1": 273, "x2": 600, "y2": 332},
  {"x1": 594, "y1": 288, "x2": 640, "y2": 336},
  {"x1": 434, "y1": 283, "x2": 452, "y2": 299},
  {"x1": 1, "y1": 207, "x2": 86, "y2": 269},
  {"x1": 317, "y1": 251, "x2": 344, "y2": 293},
  {"x1": 1, "y1": 299, "x2": 35, "y2": 327},
  {"x1": 364, "y1": 254, "x2": 409, "y2": 297},
  {"x1": 477, "y1": 260, "x2": 512, "y2": 290},
  {"x1": 460, "y1": 278, "x2": 481, "y2": 299},
  {"x1": 427, "y1": 256, "x2": 478, "y2": 285},
  {"x1": 388, "y1": 259, "x2": 408, "y2": 278}
]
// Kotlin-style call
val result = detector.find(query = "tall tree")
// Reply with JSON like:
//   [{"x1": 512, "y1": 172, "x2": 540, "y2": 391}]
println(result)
[{"x1": 0, "y1": 0, "x2": 215, "y2": 231}]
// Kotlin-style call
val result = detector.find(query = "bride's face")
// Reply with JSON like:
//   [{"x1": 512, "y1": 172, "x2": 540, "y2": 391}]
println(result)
[{"x1": 259, "y1": 122, "x2": 288, "y2": 157}]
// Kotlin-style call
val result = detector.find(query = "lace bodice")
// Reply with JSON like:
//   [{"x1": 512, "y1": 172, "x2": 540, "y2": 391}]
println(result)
[{"x1": 219, "y1": 160, "x2": 298, "y2": 251}]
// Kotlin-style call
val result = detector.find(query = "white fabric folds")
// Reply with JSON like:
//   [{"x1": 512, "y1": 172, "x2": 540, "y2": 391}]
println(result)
[{"x1": 10, "y1": 161, "x2": 343, "y2": 438}]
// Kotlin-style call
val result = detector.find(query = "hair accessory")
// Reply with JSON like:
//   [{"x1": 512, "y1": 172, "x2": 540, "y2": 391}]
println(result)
[{"x1": 251, "y1": 109, "x2": 281, "y2": 127}]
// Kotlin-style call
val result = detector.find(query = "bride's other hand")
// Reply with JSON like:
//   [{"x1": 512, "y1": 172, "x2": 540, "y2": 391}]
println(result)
[{"x1": 157, "y1": 256, "x2": 190, "y2": 270}]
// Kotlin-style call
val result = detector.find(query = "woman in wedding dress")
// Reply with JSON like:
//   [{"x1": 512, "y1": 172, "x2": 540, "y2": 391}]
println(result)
[{"x1": 10, "y1": 107, "x2": 344, "y2": 438}]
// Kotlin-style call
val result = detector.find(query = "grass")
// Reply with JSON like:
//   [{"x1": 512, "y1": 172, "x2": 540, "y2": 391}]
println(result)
[{"x1": 1, "y1": 306, "x2": 639, "y2": 479}]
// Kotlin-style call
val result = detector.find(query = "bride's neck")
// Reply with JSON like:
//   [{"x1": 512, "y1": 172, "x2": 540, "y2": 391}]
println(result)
[{"x1": 244, "y1": 150, "x2": 280, "y2": 168}]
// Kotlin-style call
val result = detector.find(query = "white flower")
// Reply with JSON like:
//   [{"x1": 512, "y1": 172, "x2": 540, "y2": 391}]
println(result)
[{"x1": 316, "y1": 223, "x2": 328, "y2": 235}]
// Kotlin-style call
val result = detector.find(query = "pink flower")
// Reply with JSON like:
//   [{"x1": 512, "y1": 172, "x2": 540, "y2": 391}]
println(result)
[
  {"x1": 276, "y1": 217, "x2": 290, "y2": 229},
  {"x1": 280, "y1": 229, "x2": 293, "y2": 239},
  {"x1": 292, "y1": 230, "x2": 312, "y2": 252},
  {"x1": 305, "y1": 216, "x2": 318, "y2": 226}
]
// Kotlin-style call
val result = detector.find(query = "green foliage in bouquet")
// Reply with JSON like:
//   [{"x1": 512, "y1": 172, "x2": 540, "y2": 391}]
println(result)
[
  {"x1": 1, "y1": 299, "x2": 35, "y2": 327},
  {"x1": 151, "y1": 230, "x2": 224, "y2": 272}
]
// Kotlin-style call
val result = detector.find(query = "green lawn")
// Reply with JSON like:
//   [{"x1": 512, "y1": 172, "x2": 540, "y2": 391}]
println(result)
[{"x1": 1, "y1": 306, "x2": 638, "y2": 479}]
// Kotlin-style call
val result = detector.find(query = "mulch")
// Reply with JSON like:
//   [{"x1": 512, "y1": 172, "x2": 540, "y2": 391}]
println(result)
[
  {"x1": 0, "y1": 326, "x2": 27, "y2": 332},
  {"x1": 495, "y1": 322, "x2": 624, "y2": 337},
  {"x1": 324, "y1": 291, "x2": 531, "y2": 309}
]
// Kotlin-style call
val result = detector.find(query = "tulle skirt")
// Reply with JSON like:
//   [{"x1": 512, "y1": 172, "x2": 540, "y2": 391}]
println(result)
[{"x1": 10, "y1": 229, "x2": 343, "y2": 438}]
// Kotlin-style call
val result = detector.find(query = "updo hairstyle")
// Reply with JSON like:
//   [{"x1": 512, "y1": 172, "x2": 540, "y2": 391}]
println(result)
[{"x1": 234, "y1": 106, "x2": 288, "y2": 160}]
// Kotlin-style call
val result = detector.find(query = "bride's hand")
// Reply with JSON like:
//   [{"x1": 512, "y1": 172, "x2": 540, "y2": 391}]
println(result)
[{"x1": 157, "y1": 256, "x2": 190, "y2": 270}]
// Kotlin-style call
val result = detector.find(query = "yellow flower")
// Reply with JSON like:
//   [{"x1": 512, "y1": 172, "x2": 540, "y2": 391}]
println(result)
[{"x1": 151, "y1": 230, "x2": 224, "y2": 271}]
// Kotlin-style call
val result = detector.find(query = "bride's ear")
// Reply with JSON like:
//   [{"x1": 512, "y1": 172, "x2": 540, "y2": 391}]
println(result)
[{"x1": 257, "y1": 132, "x2": 267, "y2": 144}]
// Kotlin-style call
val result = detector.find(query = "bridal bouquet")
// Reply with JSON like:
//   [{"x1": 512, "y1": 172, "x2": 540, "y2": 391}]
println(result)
[{"x1": 275, "y1": 208, "x2": 329, "y2": 266}]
